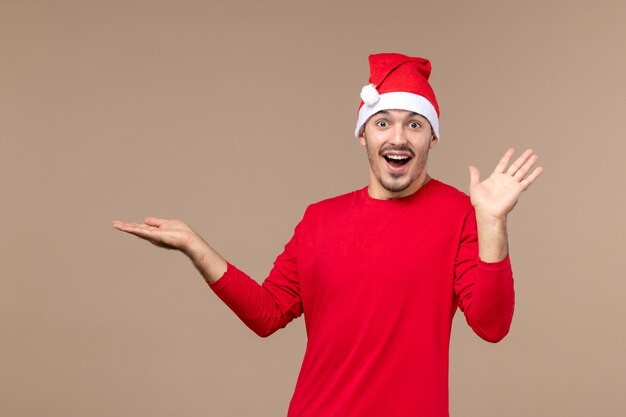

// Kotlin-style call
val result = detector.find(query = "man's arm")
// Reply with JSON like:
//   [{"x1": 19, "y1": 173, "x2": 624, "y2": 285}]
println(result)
[
  {"x1": 468, "y1": 148, "x2": 543, "y2": 261},
  {"x1": 453, "y1": 148, "x2": 542, "y2": 342},
  {"x1": 111, "y1": 216, "x2": 303, "y2": 337}
]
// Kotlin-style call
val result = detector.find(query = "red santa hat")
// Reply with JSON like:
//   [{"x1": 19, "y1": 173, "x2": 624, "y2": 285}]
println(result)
[{"x1": 355, "y1": 53, "x2": 440, "y2": 140}]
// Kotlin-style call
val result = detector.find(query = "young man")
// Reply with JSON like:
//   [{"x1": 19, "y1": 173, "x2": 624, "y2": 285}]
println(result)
[{"x1": 113, "y1": 53, "x2": 542, "y2": 417}]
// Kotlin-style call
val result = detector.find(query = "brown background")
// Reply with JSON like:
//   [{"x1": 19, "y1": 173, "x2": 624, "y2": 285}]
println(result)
[{"x1": 2, "y1": 1, "x2": 625, "y2": 416}]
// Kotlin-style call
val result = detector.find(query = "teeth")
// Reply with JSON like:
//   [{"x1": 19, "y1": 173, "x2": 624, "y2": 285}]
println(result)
[{"x1": 386, "y1": 155, "x2": 410, "y2": 160}]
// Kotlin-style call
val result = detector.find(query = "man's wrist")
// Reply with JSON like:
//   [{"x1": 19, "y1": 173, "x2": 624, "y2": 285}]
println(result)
[
  {"x1": 184, "y1": 235, "x2": 209, "y2": 264},
  {"x1": 473, "y1": 206, "x2": 507, "y2": 225},
  {"x1": 475, "y1": 212, "x2": 509, "y2": 263},
  {"x1": 475, "y1": 214, "x2": 507, "y2": 233},
  {"x1": 184, "y1": 235, "x2": 228, "y2": 284}
]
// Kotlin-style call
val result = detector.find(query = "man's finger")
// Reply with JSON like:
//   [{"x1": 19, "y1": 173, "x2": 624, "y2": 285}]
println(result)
[
  {"x1": 468, "y1": 165, "x2": 481, "y2": 185},
  {"x1": 494, "y1": 148, "x2": 515, "y2": 173},
  {"x1": 506, "y1": 149, "x2": 534, "y2": 176},
  {"x1": 125, "y1": 226, "x2": 163, "y2": 241},
  {"x1": 112, "y1": 221, "x2": 155, "y2": 234},
  {"x1": 112, "y1": 220, "x2": 137, "y2": 231},
  {"x1": 513, "y1": 154, "x2": 539, "y2": 181},
  {"x1": 520, "y1": 166, "x2": 544, "y2": 190}
]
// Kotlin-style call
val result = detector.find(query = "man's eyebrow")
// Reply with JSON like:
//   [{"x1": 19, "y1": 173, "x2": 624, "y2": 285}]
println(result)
[{"x1": 372, "y1": 110, "x2": 424, "y2": 118}]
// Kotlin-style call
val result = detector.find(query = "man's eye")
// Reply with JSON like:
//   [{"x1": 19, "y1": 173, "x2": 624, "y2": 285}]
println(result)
[
  {"x1": 409, "y1": 121, "x2": 421, "y2": 128},
  {"x1": 376, "y1": 120, "x2": 388, "y2": 128}
]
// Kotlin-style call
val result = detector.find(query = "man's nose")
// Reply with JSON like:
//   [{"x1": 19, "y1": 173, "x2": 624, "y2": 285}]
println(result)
[{"x1": 388, "y1": 124, "x2": 408, "y2": 145}]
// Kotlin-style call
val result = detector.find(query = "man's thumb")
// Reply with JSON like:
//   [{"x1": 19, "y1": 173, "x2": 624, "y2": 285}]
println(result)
[
  {"x1": 468, "y1": 165, "x2": 480, "y2": 185},
  {"x1": 145, "y1": 217, "x2": 167, "y2": 227}
]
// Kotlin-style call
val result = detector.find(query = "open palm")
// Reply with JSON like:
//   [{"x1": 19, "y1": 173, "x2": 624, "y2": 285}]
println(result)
[
  {"x1": 469, "y1": 149, "x2": 543, "y2": 220},
  {"x1": 112, "y1": 217, "x2": 197, "y2": 252}
]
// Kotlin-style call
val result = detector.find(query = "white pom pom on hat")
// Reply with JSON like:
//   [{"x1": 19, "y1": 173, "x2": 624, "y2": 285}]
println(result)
[
  {"x1": 360, "y1": 84, "x2": 380, "y2": 106},
  {"x1": 355, "y1": 53, "x2": 440, "y2": 140}
]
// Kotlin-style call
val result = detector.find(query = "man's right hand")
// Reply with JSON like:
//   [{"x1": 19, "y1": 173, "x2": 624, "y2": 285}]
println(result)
[
  {"x1": 112, "y1": 217, "x2": 227, "y2": 284},
  {"x1": 112, "y1": 217, "x2": 197, "y2": 253}
]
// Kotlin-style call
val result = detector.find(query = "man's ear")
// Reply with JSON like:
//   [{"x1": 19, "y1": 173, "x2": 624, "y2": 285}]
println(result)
[
  {"x1": 429, "y1": 134, "x2": 439, "y2": 149},
  {"x1": 358, "y1": 129, "x2": 367, "y2": 146}
]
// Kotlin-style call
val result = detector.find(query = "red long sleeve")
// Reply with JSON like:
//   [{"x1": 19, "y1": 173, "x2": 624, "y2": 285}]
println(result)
[
  {"x1": 454, "y1": 211, "x2": 515, "y2": 342},
  {"x1": 209, "y1": 179, "x2": 515, "y2": 417},
  {"x1": 208, "y1": 259, "x2": 302, "y2": 337}
]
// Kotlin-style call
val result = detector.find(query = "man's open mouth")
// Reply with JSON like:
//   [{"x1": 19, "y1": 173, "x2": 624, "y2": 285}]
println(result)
[{"x1": 383, "y1": 154, "x2": 412, "y2": 168}]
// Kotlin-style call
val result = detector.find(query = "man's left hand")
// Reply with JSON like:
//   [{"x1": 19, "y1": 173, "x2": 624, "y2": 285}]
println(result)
[{"x1": 469, "y1": 148, "x2": 543, "y2": 221}]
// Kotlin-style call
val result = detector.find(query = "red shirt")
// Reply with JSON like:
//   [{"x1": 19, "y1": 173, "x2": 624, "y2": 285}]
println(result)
[{"x1": 209, "y1": 179, "x2": 514, "y2": 417}]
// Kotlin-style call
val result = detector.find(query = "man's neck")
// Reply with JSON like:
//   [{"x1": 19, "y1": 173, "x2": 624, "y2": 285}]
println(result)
[{"x1": 367, "y1": 174, "x2": 432, "y2": 200}]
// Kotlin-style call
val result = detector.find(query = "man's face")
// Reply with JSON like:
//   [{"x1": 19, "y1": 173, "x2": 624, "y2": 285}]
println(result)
[{"x1": 359, "y1": 109, "x2": 438, "y2": 200}]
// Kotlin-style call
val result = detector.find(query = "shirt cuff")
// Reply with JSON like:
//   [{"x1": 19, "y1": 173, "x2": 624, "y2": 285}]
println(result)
[
  {"x1": 207, "y1": 261, "x2": 236, "y2": 291},
  {"x1": 477, "y1": 254, "x2": 511, "y2": 270}
]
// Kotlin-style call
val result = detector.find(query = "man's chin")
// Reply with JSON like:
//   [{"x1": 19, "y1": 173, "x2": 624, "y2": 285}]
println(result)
[{"x1": 381, "y1": 179, "x2": 411, "y2": 193}]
